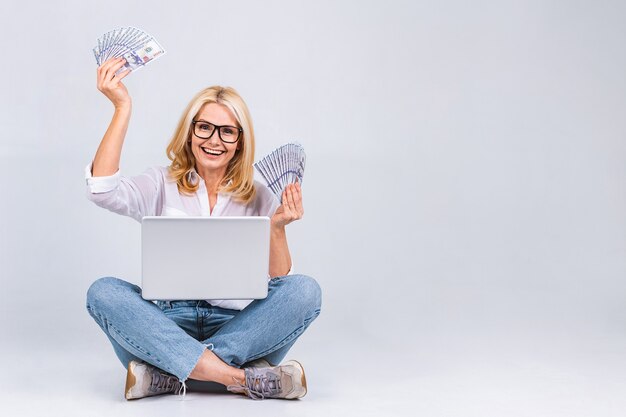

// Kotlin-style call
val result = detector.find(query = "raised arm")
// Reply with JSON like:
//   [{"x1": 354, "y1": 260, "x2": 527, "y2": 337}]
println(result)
[
  {"x1": 92, "y1": 57, "x2": 132, "y2": 177},
  {"x1": 86, "y1": 58, "x2": 161, "y2": 222},
  {"x1": 269, "y1": 182, "x2": 304, "y2": 277}
]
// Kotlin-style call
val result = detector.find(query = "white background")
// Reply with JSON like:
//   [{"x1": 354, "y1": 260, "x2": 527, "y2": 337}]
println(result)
[{"x1": 1, "y1": 0, "x2": 625, "y2": 415}]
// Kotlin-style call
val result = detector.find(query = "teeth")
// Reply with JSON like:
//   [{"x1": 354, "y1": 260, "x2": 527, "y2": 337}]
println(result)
[{"x1": 202, "y1": 147, "x2": 224, "y2": 155}]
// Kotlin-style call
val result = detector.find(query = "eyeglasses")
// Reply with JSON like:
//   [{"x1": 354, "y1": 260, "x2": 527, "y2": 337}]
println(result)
[{"x1": 192, "y1": 120, "x2": 242, "y2": 143}]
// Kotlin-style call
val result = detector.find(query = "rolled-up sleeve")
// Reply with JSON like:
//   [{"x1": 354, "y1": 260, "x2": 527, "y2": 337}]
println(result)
[{"x1": 85, "y1": 163, "x2": 162, "y2": 222}]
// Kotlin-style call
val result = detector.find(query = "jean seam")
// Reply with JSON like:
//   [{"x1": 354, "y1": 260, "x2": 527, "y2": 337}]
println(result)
[
  {"x1": 196, "y1": 305, "x2": 203, "y2": 341},
  {"x1": 88, "y1": 307, "x2": 175, "y2": 374},
  {"x1": 86, "y1": 305, "x2": 108, "y2": 334}
]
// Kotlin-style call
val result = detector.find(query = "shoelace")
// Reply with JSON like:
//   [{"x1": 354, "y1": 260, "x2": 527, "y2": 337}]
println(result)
[
  {"x1": 227, "y1": 371, "x2": 282, "y2": 400},
  {"x1": 150, "y1": 372, "x2": 181, "y2": 394},
  {"x1": 177, "y1": 380, "x2": 187, "y2": 398}
]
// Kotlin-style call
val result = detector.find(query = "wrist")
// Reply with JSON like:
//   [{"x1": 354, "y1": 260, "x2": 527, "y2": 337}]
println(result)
[
  {"x1": 114, "y1": 101, "x2": 132, "y2": 113},
  {"x1": 270, "y1": 223, "x2": 286, "y2": 235}
]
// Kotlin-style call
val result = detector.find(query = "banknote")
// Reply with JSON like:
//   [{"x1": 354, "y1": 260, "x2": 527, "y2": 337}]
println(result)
[
  {"x1": 93, "y1": 26, "x2": 165, "y2": 75},
  {"x1": 254, "y1": 143, "x2": 306, "y2": 201}
]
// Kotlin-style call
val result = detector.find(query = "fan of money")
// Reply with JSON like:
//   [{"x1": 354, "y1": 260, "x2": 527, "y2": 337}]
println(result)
[
  {"x1": 254, "y1": 143, "x2": 306, "y2": 202},
  {"x1": 93, "y1": 26, "x2": 165, "y2": 74}
]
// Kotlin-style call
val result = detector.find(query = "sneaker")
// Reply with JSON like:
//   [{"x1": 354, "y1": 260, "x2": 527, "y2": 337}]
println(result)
[
  {"x1": 125, "y1": 360, "x2": 182, "y2": 400},
  {"x1": 227, "y1": 360, "x2": 307, "y2": 400},
  {"x1": 245, "y1": 358, "x2": 272, "y2": 368}
]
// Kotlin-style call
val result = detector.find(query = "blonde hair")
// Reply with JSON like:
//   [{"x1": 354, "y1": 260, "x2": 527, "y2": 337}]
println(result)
[{"x1": 166, "y1": 86, "x2": 256, "y2": 204}]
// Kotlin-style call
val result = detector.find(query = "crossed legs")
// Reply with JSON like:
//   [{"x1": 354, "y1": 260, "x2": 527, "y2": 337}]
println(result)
[{"x1": 86, "y1": 275, "x2": 322, "y2": 387}]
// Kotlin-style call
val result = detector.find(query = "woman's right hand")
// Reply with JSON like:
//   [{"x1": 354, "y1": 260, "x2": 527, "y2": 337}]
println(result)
[{"x1": 97, "y1": 57, "x2": 132, "y2": 109}]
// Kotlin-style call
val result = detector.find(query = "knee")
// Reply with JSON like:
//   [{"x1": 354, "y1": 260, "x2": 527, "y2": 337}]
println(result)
[
  {"x1": 282, "y1": 274, "x2": 322, "y2": 316},
  {"x1": 86, "y1": 276, "x2": 135, "y2": 312}
]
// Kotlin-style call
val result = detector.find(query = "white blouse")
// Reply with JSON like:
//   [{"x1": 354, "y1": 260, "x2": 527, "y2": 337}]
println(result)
[{"x1": 85, "y1": 163, "x2": 287, "y2": 310}]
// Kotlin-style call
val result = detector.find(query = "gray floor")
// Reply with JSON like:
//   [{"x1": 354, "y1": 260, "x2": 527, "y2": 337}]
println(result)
[{"x1": 3, "y1": 326, "x2": 626, "y2": 417}]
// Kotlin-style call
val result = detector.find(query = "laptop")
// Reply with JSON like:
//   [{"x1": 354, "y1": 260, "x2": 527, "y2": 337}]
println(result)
[{"x1": 141, "y1": 216, "x2": 270, "y2": 300}]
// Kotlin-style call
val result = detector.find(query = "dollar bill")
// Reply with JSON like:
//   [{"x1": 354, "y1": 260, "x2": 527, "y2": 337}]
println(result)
[
  {"x1": 254, "y1": 143, "x2": 306, "y2": 202},
  {"x1": 93, "y1": 26, "x2": 166, "y2": 75}
]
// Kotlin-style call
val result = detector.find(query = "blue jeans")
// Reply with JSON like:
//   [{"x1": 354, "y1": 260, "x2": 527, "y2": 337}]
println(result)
[{"x1": 86, "y1": 274, "x2": 321, "y2": 382}]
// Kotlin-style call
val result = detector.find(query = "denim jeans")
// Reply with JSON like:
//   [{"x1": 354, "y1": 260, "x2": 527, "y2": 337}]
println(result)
[{"x1": 86, "y1": 274, "x2": 321, "y2": 382}]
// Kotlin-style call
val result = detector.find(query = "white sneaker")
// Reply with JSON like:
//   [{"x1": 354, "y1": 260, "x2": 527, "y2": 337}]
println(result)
[{"x1": 125, "y1": 360, "x2": 182, "y2": 400}]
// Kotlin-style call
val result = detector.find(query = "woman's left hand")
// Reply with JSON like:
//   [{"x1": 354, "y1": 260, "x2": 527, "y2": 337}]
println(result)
[{"x1": 271, "y1": 182, "x2": 304, "y2": 229}]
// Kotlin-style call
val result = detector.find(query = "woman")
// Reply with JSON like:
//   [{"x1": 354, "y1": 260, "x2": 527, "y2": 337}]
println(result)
[{"x1": 85, "y1": 57, "x2": 322, "y2": 401}]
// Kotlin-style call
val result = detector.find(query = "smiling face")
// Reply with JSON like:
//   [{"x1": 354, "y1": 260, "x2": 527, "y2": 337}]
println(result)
[{"x1": 190, "y1": 102, "x2": 241, "y2": 180}]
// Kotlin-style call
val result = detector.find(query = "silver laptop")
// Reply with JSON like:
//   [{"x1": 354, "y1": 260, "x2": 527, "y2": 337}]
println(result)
[{"x1": 141, "y1": 216, "x2": 270, "y2": 300}]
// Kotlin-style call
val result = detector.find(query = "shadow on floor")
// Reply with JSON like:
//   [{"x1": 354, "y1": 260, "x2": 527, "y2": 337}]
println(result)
[{"x1": 185, "y1": 380, "x2": 229, "y2": 394}]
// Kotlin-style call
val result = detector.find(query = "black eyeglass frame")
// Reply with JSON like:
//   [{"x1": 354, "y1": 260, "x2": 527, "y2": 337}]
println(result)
[{"x1": 191, "y1": 120, "x2": 243, "y2": 143}]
